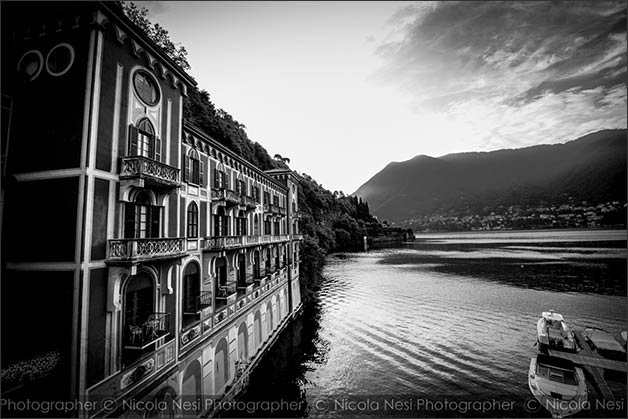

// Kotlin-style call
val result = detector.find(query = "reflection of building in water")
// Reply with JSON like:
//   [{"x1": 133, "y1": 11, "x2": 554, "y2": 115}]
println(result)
[{"x1": 1, "y1": 2, "x2": 303, "y2": 417}]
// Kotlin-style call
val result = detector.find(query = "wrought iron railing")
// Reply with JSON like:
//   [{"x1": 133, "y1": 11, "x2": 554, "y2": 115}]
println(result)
[
  {"x1": 108, "y1": 238, "x2": 185, "y2": 262},
  {"x1": 120, "y1": 156, "x2": 180, "y2": 187},
  {"x1": 123, "y1": 313, "x2": 170, "y2": 349},
  {"x1": 216, "y1": 282, "x2": 237, "y2": 298},
  {"x1": 203, "y1": 235, "x2": 290, "y2": 251},
  {"x1": 183, "y1": 291, "x2": 212, "y2": 314}
]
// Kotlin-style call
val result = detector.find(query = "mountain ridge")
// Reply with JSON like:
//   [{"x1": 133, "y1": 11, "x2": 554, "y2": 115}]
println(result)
[{"x1": 353, "y1": 129, "x2": 627, "y2": 225}]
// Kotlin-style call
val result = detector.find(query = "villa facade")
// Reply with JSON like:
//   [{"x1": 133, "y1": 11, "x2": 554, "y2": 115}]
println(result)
[{"x1": 1, "y1": 2, "x2": 303, "y2": 417}]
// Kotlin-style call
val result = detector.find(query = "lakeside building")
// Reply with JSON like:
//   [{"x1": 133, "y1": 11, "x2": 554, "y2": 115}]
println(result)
[{"x1": 1, "y1": 2, "x2": 303, "y2": 417}]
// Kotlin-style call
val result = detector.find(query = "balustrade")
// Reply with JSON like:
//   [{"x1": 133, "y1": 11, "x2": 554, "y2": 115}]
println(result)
[
  {"x1": 108, "y1": 238, "x2": 185, "y2": 262},
  {"x1": 120, "y1": 156, "x2": 180, "y2": 188}
]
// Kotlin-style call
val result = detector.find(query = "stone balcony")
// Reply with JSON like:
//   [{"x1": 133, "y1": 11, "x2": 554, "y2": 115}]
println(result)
[
  {"x1": 240, "y1": 195, "x2": 257, "y2": 209},
  {"x1": 120, "y1": 156, "x2": 180, "y2": 189},
  {"x1": 107, "y1": 237, "x2": 186, "y2": 264},
  {"x1": 211, "y1": 188, "x2": 240, "y2": 206}
]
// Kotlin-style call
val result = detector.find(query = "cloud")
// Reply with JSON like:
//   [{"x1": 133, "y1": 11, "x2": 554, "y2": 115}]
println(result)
[{"x1": 370, "y1": 0, "x2": 627, "y2": 151}]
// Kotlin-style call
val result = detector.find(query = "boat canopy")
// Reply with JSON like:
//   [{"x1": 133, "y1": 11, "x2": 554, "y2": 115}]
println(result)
[
  {"x1": 542, "y1": 311, "x2": 564, "y2": 322},
  {"x1": 585, "y1": 328, "x2": 626, "y2": 353}
]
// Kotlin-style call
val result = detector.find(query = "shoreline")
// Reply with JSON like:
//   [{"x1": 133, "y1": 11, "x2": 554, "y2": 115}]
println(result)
[{"x1": 414, "y1": 227, "x2": 628, "y2": 237}]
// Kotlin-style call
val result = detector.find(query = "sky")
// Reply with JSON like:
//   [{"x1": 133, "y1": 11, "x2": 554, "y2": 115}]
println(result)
[{"x1": 140, "y1": 1, "x2": 627, "y2": 194}]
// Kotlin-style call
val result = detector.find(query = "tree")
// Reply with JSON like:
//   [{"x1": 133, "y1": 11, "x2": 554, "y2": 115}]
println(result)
[
  {"x1": 274, "y1": 154, "x2": 291, "y2": 165},
  {"x1": 121, "y1": 2, "x2": 191, "y2": 70}
]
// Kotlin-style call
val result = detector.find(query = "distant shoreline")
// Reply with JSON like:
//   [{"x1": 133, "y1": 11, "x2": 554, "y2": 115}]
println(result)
[{"x1": 414, "y1": 227, "x2": 628, "y2": 236}]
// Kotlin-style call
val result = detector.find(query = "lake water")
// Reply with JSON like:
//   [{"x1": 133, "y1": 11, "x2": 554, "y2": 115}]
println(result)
[{"x1": 224, "y1": 229, "x2": 627, "y2": 418}]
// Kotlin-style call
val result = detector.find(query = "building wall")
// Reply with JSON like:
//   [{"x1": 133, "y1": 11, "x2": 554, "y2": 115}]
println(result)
[{"x1": 1, "y1": 4, "x2": 303, "y2": 417}]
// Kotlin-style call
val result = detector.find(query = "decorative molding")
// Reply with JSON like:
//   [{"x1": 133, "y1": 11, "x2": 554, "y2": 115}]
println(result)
[{"x1": 112, "y1": 24, "x2": 128, "y2": 44}]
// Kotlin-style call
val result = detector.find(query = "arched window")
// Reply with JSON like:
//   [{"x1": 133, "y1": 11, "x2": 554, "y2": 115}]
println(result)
[
  {"x1": 214, "y1": 206, "x2": 229, "y2": 237},
  {"x1": 183, "y1": 150, "x2": 203, "y2": 185},
  {"x1": 265, "y1": 248, "x2": 271, "y2": 274},
  {"x1": 237, "y1": 179, "x2": 247, "y2": 196},
  {"x1": 183, "y1": 263, "x2": 204, "y2": 327},
  {"x1": 124, "y1": 191, "x2": 160, "y2": 239},
  {"x1": 236, "y1": 210, "x2": 247, "y2": 236},
  {"x1": 187, "y1": 202, "x2": 198, "y2": 238},
  {"x1": 214, "y1": 166, "x2": 227, "y2": 189},
  {"x1": 253, "y1": 251, "x2": 261, "y2": 279},
  {"x1": 263, "y1": 216, "x2": 271, "y2": 235},
  {"x1": 128, "y1": 118, "x2": 161, "y2": 162},
  {"x1": 214, "y1": 338, "x2": 230, "y2": 393},
  {"x1": 122, "y1": 272, "x2": 168, "y2": 365}
]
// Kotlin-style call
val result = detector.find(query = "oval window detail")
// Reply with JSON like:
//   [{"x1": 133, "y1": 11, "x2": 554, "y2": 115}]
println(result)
[
  {"x1": 46, "y1": 43, "x2": 75, "y2": 76},
  {"x1": 17, "y1": 50, "x2": 44, "y2": 81},
  {"x1": 133, "y1": 71, "x2": 160, "y2": 106}
]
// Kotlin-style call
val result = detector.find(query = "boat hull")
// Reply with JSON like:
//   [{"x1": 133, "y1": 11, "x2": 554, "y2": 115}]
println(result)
[{"x1": 528, "y1": 355, "x2": 588, "y2": 418}]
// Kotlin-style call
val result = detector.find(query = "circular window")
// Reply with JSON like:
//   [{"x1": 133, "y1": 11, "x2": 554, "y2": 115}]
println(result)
[
  {"x1": 46, "y1": 43, "x2": 75, "y2": 76},
  {"x1": 133, "y1": 70, "x2": 160, "y2": 106},
  {"x1": 17, "y1": 50, "x2": 44, "y2": 81}
]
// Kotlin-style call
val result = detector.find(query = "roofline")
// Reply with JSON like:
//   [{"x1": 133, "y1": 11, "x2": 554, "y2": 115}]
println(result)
[
  {"x1": 98, "y1": 1, "x2": 197, "y2": 88},
  {"x1": 183, "y1": 122, "x2": 288, "y2": 191}
]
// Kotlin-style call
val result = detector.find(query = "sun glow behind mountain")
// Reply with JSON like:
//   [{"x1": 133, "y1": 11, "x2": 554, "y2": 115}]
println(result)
[{"x1": 144, "y1": 1, "x2": 626, "y2": 193}]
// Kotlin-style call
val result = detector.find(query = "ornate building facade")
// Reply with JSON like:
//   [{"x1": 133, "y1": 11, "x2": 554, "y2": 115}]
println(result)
[{"x1": 1, "y1": 2, "x2": 303, "y2": 417}]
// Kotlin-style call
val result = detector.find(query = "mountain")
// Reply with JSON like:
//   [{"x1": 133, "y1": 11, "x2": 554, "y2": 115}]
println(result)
[{"x1": 353, "y1": 129, "x2": 627, "y2": 224}]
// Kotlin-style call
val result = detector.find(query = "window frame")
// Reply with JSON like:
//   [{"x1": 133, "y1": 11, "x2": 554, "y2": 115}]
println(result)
[{"x1": 187, "y1": 201, "x2": 199, "y2": 238}]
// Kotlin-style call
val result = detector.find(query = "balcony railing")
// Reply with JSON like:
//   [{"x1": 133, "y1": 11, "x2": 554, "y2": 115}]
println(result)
[
  {"x1": 123, "y1": 313, "x2": 170, "y2": 350},
  {"x1": 120, "y1": 156, "x2": 180, "y2": 188},
  {"x1": 216, "y1": 282, "x2": 237, "y2": 298},
  {"x1": 108, "y1": 238, "x2": 186, "y2": 263},
  {"x1": 240, "y1": 195, "x2": 257, "y2": 209},
  {"x1": 183, "y1": 291, "x2": 212, "y2": 314},
  {"x1": 211, "y1": 188, "x2": 240, "y2": 205},
  {"x1": 203, "y1": 234, "x2": 290, "y2": 251}
]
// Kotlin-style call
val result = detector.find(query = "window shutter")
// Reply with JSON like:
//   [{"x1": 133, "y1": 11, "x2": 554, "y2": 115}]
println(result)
[
  {"x1": 124, "y1": 203, "x2": 136, "y2": 239},
  {"x1": 148, "y1": 135, "x2": 155, "y2": 160},
  {"x1": 200, "y1": 161, "x2": 204, "y2": 185},
  {"x1": 214, "y1": 169, "x2": 220, "y2": 188},
  {"x1": 154, "y1": 137, "x2": 162, "y2": 162},
  {"x1": 214, "y1": 215, "x2": 220, "y2": 237},
  {"x1": 128, "y1": 125, "x2": 139, "y2": 156},
  {"x1": 183, "y1": 155, "x2": 190, "y2": 182},
  {"x1": 192, "y1": 159, "x2": 200, "y2": 184},
  {"x1": 150, "y1": 206, "x2": 161, "y2": 238}
]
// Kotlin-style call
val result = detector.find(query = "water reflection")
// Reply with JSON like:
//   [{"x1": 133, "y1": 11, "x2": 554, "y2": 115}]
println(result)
[{"x1": 226, "y1": 230, "x2": 627, "y2": 418}]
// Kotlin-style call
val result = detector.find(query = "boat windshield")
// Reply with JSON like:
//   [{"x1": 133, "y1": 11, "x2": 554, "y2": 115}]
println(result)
[{"x1": 536, "y1": 364, "x2": 577, "y2": 385}]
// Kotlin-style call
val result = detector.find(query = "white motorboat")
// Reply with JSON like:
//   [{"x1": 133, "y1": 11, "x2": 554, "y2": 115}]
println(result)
[
  {"x1": 528, "y1": 353, "x2": 588, "y2": 418},
  {"x1": 537, "y1": 310, "x2": 576, "y2": 352}
]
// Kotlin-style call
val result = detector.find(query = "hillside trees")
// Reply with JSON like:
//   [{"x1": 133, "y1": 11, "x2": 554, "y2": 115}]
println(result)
[{"x1": 120, "y1": 1, "x2": 385, "y2": 304}]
